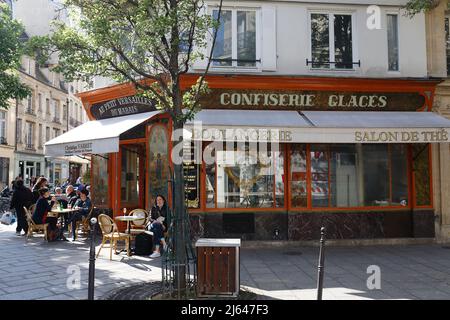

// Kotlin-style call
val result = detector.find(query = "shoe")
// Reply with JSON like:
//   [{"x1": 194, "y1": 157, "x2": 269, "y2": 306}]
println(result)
[
  {"x1": 150, "y1": 252, "x2": 161, "y2": 258},
  {"x1": 16, "y1": 232, "x2": 21, "y2": 236}
]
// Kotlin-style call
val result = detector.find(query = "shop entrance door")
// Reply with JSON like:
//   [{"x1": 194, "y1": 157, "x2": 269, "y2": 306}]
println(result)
[
  {"x1": 119, "y1": 143, "x2": 145, "y2": 212},
  {"x1": 25, "y1": 161, "x2": 35, "y2": 186}
]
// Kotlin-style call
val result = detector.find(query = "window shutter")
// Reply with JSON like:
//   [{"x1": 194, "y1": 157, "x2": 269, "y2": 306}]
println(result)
[
  {"x1": 261, "y1": 6, "x2": 277, "y2": 71},
  {"x1": 192, "y1": 4, "x2": 209, "y2": 70}
]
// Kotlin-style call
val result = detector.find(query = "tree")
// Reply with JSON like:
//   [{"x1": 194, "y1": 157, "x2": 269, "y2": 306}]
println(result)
[
  {"x1": 29, "y1": 0, "x2": 223, "y2": 297},
  {"x1": 0, "y1": 4, "x2": 30, "y2": 109},
  {"x1": 404, "y1": 0, "x2": 441, "y2": 17}
]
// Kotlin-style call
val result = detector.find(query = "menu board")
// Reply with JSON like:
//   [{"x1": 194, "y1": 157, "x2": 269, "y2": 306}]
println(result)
[{"x1": 183, "y1": 142, "x2": 200, "y2": 209}]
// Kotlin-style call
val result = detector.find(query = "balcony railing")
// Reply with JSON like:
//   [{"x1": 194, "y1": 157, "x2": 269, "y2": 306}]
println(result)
[
  {"x1": 69, "y1": 117, "x2": 82, "y2": 127},
  {"x1": 0, "y1": 137, "x2": 7, "y2": 145},
  {"x1": 25, "y1": 108, "x2": 36, "y2": 116},
  {"x1": 25, "y1": 143, "x2": 35, "y2": 151}
]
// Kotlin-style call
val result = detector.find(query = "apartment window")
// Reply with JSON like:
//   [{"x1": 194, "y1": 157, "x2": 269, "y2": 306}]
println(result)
[
  {"x1": 46, "y1": 98, "x2": 50, "y2": 115},
  {"x1": 46, "y1": 127, "x2": 50, "y2": 142},
  {"x1": 54, "y1": 100, "x2": 60, "y2": 121},
  {"x1": 212, "y1": 8, "x2": 258, "y2": 67},
  {"x1": 387, "y1": 14, "x2": 399, "y2": 71},
  {"x1": 25, "y1": 121, "x2": 34, "y2": 149},
  {"x1": 38, "y1": 93, "x2": 42, "y2": 112},
  {"x1": 53, "y1": 128, "x2": 60, "y2": 138},
  {"x1": 16, "y1": 119, "x2": 22, "y2": 143},
  {"x1": 0, "y1": 111, "x2": 6, "y2": 144},
  {"x1": 27, "y1": 94, "x2": 33, "y2": 113},
  {"x1": 63, "y1": 104, "x2": 67, "y2": 120},
  {"x1": 310, "y1": 12, "x2": 354, "y2": 69},
  {"x1": 38, "y1": 124, "x2": 43, "y2": 148}
]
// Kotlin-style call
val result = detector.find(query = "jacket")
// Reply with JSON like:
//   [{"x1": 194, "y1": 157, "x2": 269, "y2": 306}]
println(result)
[
  {"x1": 10, "y1": 186, "x2": 34, "y2": 215},
  {"x1": 74, "y1": 197, "x2": 92, "y2": 216},
  {"x1": 150, "y1": 204, "x2": 168, "y2": 230},
  {"x1": 32, "y1": 196, "x2": 55, "y2": 224}
]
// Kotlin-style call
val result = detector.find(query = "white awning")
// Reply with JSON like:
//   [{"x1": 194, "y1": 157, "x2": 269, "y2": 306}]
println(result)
[
  {"x1": 44, "y1": 111, "x2": 161, "y2": 157},
  {"x1": 185, "y1": 110, "x2": 450, "y2": 144}
]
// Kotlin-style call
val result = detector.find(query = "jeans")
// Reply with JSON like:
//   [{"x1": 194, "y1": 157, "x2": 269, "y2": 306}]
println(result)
[
  {"x1": 150, "y1": 222, "x2": 164, "y2": 245},
  {"x1": 68, "y1": 211, "x2": 87, "y2": 239}
]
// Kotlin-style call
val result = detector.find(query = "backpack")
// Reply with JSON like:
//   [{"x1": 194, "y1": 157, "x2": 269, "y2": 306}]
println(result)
[{"x1": 134, "y1": 232, "x2": 153, "y2": 255}]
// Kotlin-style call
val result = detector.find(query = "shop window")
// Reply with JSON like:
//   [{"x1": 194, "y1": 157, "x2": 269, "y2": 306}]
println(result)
[
  {"x1": 121, "y1": 146, "x2": 140, "y2": 206},
  {"x1": 391, "y1": 144, "x2": 408, "y2": 206},
  {"x1": 0, "y1": 157, "x2": 9, "y2": 189},
  {"x1": 92, "y1": 155, "x2": 109, "y2": 207},
  {"x1": 290, "y1": 144, "x2": 307, "y2": 208},
  {"x1": 290, "y1": 143, "x2": 412, "y2": 209},
  {"x1": 212, "y1": 8, "x2": 258, "y2": 68},
  {"x1": 330, "y1": 144, "x2": 360, "y2": 207},
  {"x1": 362, "y1": 144, "x2": 390, "y2": 206},
  {"x1": 206, "y1": 142, "x2": 284, "y2": 209},
  {"x1": 310, "y1": 12, "x2": 354, "y2": 69},
  {"x1": 412, "y1": 144, "x2": 431, "y2": 206}
]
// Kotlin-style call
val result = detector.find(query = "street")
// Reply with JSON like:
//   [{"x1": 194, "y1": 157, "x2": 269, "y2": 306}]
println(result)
[{"x1": 1, "y1": 223, "x2": 450, "y2": 300}]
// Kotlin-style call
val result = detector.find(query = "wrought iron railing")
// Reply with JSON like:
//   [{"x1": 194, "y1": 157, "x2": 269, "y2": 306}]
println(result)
[{"x1": 0, "y1": 137, "x2": 7, "y2": 145}]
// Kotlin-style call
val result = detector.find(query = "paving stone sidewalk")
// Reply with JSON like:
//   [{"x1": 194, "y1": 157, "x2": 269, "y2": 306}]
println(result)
[{"x1": 1, "y1": 223, "x2": 450, "y2": 300}]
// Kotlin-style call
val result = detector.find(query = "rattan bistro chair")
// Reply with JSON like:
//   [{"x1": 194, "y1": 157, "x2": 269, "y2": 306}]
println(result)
[
  {"x1": 127, "y1": 209, "x2": 148, "y2": 237},
  {"x1": 97, "y1": 214, "x2": 131, "y2": 260},
  {"x1": 24, "y1": 206, "x2": 48, "y2": 241}
]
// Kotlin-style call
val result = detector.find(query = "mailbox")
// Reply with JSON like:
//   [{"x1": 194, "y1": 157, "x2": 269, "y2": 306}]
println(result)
[{"x1": 196, "y1": 238, "x2": 241, "y2": 297}]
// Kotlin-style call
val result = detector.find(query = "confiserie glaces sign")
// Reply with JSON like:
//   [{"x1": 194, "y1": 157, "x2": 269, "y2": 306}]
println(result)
[
  {"x1": 91, "y1": 96, "x2": 156, "y2": 120},
  {"x1": 199, "y1": 89, "x2": 426, "y2": 111}
]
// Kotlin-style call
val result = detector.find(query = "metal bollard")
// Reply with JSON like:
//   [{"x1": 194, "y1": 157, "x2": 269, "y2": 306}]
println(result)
[
  {"x1": 316, "y1": 227, "x2": 326, "y2": 300},
  {"x1": 88, "y1": 217, "x2": 97, "y2": 300}
]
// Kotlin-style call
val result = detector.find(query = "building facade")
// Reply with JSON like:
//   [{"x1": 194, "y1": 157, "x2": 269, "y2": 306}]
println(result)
[
  {"x1": 46, "y1": 0, "x2": 450, "y2": 243},
  {"x1": 7, "y1": 0, "x2": 91, "y2": 187}
]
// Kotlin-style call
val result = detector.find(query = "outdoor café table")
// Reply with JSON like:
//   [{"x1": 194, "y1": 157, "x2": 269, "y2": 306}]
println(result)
[
  {"x1": 114, "y1": 215, "x2": 143, "y2": 254},
  {"x1": 49, "y1": 207, "x2": 78, "y2": 231}
]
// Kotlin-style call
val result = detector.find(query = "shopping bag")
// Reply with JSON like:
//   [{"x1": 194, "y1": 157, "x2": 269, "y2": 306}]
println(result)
[{"x1": 0, "y1": 211, "x2": 16, "y2": 225}]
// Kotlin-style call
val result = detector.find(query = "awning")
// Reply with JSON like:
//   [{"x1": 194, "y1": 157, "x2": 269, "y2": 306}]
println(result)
[
  {"x1": 44, "y1": 111, "x2": 161, "y2": 157},
  {"x1": 185, "y1": 110, "x2": 450, "y2": 143}
]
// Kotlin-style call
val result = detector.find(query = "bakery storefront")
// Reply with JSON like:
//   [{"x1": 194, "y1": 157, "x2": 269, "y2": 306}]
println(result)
[{"x1": 44, "y1": 75, "x2": 450, "y2": 241}]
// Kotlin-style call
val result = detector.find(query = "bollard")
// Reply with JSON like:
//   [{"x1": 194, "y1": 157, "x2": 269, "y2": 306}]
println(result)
[
  {"x1": 88, "y1": 217, "x2": 97, "y2": 300},
  {"x1": 316, "y1": 227, "x2": 326, "y2": 300}
]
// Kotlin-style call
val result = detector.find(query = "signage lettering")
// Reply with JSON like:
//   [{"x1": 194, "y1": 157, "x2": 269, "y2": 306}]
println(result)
[
  {"x1": 200, "y1": 89, "x2": 424, "y2": 111},
  {"x1": 64, "y1": 142, "x2": 93, "y2": 155},
  {"x1": 91, "y1": 95, "x2": 156, "y2": 120},
  {"x1": 355, "y1": 129, "x2": 449, "y2": 143}
]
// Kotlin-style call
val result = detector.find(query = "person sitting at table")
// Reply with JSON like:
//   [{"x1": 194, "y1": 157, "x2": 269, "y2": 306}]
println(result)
[
  {"x1": 32, "y1": 188, "x2": 67, "y2": 242},
  {"x1": 148, "y1": 195, "x2": 168, "y2": 258},
  {"x1": 32, "y1": 177, "x2": 48, "y2": 203},
  {"x1": 66, "y1": 185, "x2": 79, "y2": 208},
  {"x1": 54, "y1": 187, "x2": 68, "y2": 208},
  {"x1": 67, "y1": 189, "x2": 92, "y2": 241}
]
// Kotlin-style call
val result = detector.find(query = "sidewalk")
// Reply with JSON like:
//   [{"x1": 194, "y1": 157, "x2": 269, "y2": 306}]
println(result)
[{"x1": 1, "y1": 223, "x2": 450, "y2": 300}]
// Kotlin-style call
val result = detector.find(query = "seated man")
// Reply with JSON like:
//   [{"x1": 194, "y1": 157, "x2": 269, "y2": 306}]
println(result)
[{"x1": 67, "y1": 189, "x2": 92, "y2": 240}]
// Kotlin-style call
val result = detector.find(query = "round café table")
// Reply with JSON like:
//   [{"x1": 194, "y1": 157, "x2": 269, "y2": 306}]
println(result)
[
  {"x1": 49, "y1": 207, "x2": 79, "y2": 231},
  {"x1": 114, "y1": 215, "x2": 144, "y2": 254}
]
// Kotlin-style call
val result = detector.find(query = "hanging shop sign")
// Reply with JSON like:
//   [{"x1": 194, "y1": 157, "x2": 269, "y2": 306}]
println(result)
[
  {"x1": 91, "y1": 96, "x2": 156, "y2": 120},
  {"x1": 198, "y1": 89, "x2": 425, "y2": 111}
]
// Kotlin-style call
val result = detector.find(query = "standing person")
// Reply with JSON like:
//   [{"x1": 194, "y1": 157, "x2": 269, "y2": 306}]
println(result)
[
  {"x1": 148, "y1": 195, "x2": 168, "y2": 258},
  {"x1": 9, "y1": 180, "x2": 33, "y2": 236},
  {"x1": 67, "y1": 189, "x2": 91, "y2": 241},
  {"x1": 32, "y1": 177, "x2": 48, "y2": 203}
]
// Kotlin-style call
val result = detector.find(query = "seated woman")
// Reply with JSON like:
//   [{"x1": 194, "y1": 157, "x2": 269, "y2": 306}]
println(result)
[
  {"x1": 32, "y1": 188, "x2": 67, "y2": 241},
  {"x1": 148, "y1": 195, "x2": 168, "y2": 258},
  {"x1": 67, "y1": 189, "x2": 92, "y2": 241}
]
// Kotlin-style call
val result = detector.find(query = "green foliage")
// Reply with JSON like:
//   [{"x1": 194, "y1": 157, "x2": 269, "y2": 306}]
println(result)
[
  {"x1": 404, "y1": 0, "x2": 440, "y2": 17},
  {"x1": 29, "y1": 0, "x2": 221, "y2": 126},
  {"x1": 0, "y1": 4, "x2": 31, "y2": 109}
]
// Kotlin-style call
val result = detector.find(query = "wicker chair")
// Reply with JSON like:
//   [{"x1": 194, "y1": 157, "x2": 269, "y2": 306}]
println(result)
[
  {"x1": 96, "y1": 214, "x2": 131, "y2": 260},
  {"x1": 69, "y1": 206, "x2": 95, "y2": 240},
  {"x1": 24, "y1": 206, "x2": 48, "y2": 241},
  {"x1": 127, "y1": 209, "x2": 148, "y2": 237}
]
